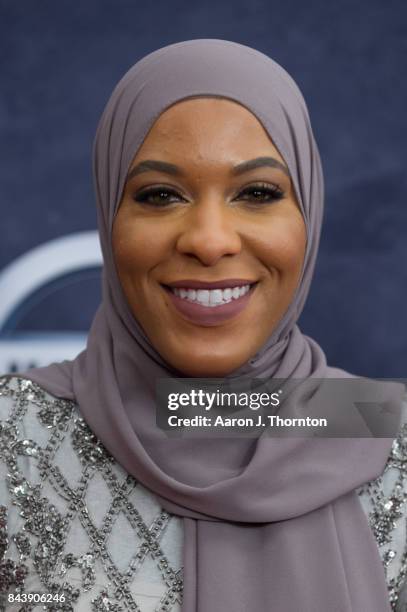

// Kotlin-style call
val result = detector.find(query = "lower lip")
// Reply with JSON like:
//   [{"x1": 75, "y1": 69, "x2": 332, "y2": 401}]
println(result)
[{"x1": 162, "y1": 284, "x2": 258, "y2": 327}]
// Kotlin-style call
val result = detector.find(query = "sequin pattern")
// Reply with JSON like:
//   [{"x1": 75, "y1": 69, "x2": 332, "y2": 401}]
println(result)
[
  {"x1": 0, "y1": 376, "x2": 183, "y2": 611},
  {"x1": 357, "y1": 407, "x2": 407, "y2": 612},
  {"x1": 0, "y1": 375, "x2": 407, "y2": 611}
]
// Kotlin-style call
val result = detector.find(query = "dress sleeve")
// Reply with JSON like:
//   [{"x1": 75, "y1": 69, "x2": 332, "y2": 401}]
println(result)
[
  {"x1": 0, "y1": 374, "x2": 184, "y2": 612},
  {"x1": 0, "y1": 375, "x2": 33, "y2": 609},
  {"x1": 357, "y1": 386, "x2": 407, "y2": 611}
]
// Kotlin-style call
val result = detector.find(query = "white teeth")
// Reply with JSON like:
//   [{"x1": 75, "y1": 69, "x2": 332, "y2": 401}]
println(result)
[
  {"x1": 171, "y1": 285, "x2": 252, "y2": 307},
  {"x1": 196, "y1": 289, "x2": 210, "y2": 305},
  {"x1": 210, "y1": 289, "x2": 223, "y2": 305},
  {"x1": 223, "y1": 288, "x2": 232, "y2": 302}
]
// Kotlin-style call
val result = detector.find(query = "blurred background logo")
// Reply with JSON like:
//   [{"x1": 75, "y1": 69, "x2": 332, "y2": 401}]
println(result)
[{"x1": 0, "y1": 232, "x2": 102, "y2": 374}]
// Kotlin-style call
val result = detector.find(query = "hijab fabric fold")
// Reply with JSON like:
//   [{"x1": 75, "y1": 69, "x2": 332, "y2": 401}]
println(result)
[{"x1": 17, "y1": 39, "x2": 404, "y2": 611}]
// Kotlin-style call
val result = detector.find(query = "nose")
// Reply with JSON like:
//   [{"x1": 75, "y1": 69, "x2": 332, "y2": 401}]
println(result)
[{"x1": 175, "y1": 197, "x2": 242, "y2": 266}]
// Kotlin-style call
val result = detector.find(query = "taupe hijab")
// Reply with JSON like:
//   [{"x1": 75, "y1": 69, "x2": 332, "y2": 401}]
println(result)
[{"x1": 18, "y1": 39, "x2": 404, "y2": 611}]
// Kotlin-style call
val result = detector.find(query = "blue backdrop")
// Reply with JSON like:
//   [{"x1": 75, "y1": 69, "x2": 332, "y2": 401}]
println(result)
[{"x1": 1, "y1": 0, "x2": 406, "y2": 377}]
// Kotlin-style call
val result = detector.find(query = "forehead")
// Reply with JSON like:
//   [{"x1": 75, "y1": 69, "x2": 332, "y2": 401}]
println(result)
[{"x1": 133, "y1": 96, "x2": 284, "y2": 163}]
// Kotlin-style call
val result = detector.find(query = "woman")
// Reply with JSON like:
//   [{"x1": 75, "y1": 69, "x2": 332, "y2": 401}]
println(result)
[{"x1": 1, "y1": 38, "x2": 407, "y2": 612}]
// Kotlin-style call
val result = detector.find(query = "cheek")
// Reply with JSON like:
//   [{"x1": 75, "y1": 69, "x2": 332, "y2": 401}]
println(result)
[
  {"x1": 112, "y1": 213, "x2": 169, "y2": 276},
  {"x1": 257, "y1": 214, "x2": 307, "y2": 275}
]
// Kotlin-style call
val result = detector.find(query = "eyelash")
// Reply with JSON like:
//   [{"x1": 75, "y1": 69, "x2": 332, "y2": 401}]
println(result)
[{"x1": 133, "y1": 183, "x2": 285, "y2": 207}]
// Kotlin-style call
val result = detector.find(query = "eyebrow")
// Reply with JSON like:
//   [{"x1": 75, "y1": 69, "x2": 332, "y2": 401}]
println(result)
[{"x1": 126, "y1": 156, "x2": 290, "y2": 181}]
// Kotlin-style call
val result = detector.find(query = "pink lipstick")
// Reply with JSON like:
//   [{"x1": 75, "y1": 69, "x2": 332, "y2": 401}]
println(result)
[{"x1": 161, "y1": 280, "x2": 258, "y2": 327}]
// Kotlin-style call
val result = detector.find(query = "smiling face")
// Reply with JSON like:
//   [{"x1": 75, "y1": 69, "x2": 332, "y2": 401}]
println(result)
[{"x1": 111, "y1": 97, "x2": 307, "y2": 377}]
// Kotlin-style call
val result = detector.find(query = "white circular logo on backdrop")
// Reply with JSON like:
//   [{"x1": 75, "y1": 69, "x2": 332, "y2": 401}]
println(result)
[{"x1": 0, "y1": 231, "x2": 102, "y2": 375}]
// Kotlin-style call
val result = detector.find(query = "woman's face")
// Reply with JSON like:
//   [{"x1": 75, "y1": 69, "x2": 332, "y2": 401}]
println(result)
[{"x1": 112, "y1": 98, "x2": 306, "y2": 377}]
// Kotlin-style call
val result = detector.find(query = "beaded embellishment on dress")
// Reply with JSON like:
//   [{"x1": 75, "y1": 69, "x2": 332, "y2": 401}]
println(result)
[{"x1": 0, "y1": 376, "x2": 183, "y2": 611}]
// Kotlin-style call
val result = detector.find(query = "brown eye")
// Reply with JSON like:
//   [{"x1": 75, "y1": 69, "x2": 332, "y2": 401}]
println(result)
[
  {"x1": 237, "y1": 183, "x2": 285, "y2": 204},
  {"x1": 133, "y1": 186, "x2": 182, "y2": 206}
]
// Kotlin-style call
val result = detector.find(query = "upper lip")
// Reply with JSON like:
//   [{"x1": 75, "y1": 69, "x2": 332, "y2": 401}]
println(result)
[{"x1": 163, "y1": 279, "x2": 258, "y2": 289}]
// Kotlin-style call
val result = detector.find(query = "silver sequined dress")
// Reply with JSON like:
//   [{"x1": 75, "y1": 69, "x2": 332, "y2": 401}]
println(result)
[{"x1": 1, "y1": 374, "x2": 407, "y2": 612}]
